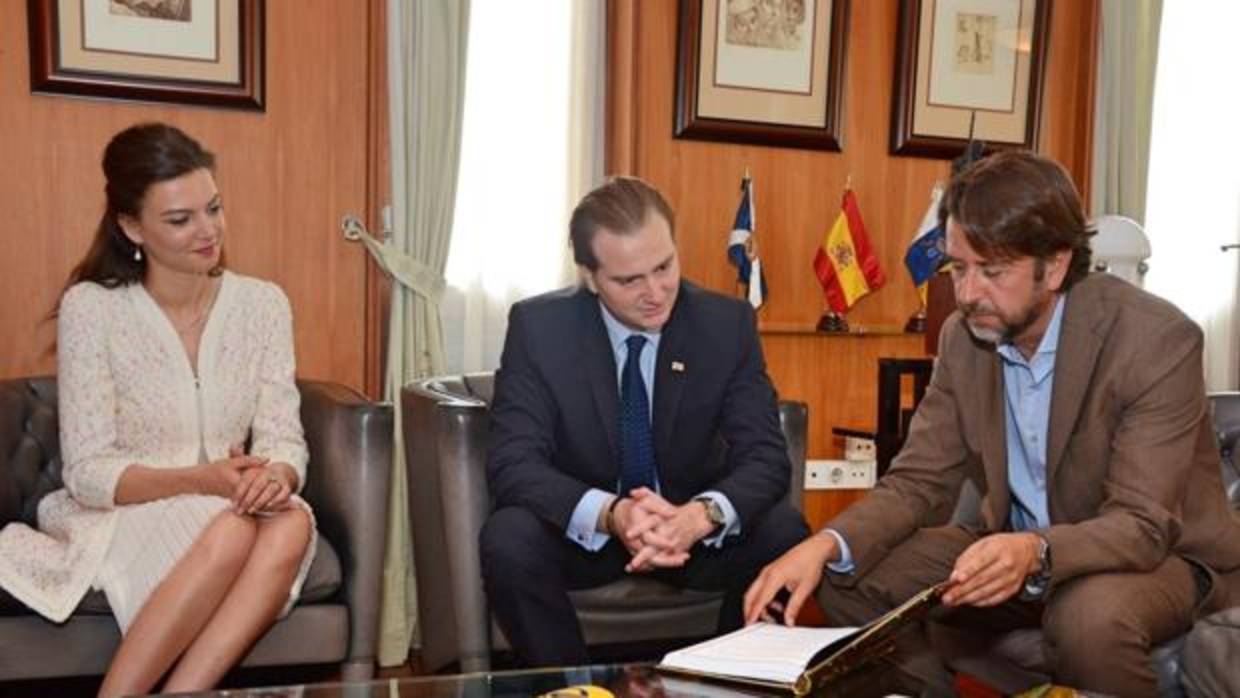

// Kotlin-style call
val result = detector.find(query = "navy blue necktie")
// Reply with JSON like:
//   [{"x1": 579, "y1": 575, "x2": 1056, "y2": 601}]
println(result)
[{"x1": 619, "y1": 335, "x2": 657, "y2": 493}]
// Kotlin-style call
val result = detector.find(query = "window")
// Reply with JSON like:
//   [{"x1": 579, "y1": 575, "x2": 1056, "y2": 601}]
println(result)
[
  {"x1": 441, "y1": 0, "x2": 578, "y2": 372},
  {"x1": 1143, "y1": 1, "x2": 1240, "y2": 389}
]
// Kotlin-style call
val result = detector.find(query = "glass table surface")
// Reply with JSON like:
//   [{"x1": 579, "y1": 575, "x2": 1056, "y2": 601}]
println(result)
[{"x1": 150, "y1": 659, "x2": 924, "y2": 698}]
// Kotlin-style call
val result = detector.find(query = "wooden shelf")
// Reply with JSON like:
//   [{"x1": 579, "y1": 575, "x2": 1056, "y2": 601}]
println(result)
[{"x1": 758, "y1": 321, "x2": 917, "y2": 337}]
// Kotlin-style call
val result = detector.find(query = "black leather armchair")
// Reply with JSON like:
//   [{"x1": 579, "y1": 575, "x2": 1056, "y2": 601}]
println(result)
[
  {"x1": 0, "y1": 377, "x2": 393, "y2": 682},
  {"x1": 1178, "y1": 392, "x2": 1240, "y2": 697},
  {"x1": 402, "y1": 372, "x2": 807, "y2": 672}
]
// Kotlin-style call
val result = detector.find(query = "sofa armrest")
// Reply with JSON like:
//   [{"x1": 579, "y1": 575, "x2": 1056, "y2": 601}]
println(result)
[
  {"x1": 1182, "y1": 606, "x2": 1240, "y2": 698},
  {"x1": 297, "y1": 380, "x2": 393, "y2": 671},
  {"x1": 403, "y1": 382, "x2": 493, "y2": 672}
]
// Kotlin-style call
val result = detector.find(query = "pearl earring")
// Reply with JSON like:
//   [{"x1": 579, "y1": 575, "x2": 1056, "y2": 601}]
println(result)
[{"x1": 133, "y1": 247, "x2": 143, "y2": 262}]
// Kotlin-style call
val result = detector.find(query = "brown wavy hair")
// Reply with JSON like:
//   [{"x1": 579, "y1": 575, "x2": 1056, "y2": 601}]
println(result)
[
  {"x1": 59, "y1": 123, "x2": 221, "y2": 304},
  {"x1": 939, "y1": 150, "x2": 1095, "y2": 291}
]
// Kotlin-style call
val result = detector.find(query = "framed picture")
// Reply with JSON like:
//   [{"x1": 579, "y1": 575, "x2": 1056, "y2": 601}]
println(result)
[
  {"x1": 28, "y1": 0, "x2": 265, "y2": 111},
  {"x1": 674, "y1": 0, "x2": 850, "y2": 151},
  {"x1": 890, "y1": 0, "x2": 1050, "y2": 158}
]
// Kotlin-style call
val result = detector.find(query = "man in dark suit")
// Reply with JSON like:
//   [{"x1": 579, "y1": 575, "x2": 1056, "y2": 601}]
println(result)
[
  {"x1": 481, "y1": 176, "x2": 809, "y2": 667},
  {"x1": 744, "y1": 151, "x2": 1240, "y2": 696}
]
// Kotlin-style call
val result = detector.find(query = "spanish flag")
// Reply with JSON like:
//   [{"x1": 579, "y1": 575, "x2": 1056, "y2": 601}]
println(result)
[{"x1": 813, "y1": 190, "x2": 885, "y2": 313}]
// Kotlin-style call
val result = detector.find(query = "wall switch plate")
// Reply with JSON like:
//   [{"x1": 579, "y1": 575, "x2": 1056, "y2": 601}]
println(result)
[{"x1": 805, "y1": 459, "x2": 877, "y2": 490}]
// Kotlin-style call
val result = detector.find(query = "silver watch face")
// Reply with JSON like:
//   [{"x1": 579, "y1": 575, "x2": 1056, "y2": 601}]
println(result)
[
  {"x1": 1021, "y1": 575, "x2": 1049, "y2": 601},
  {"x1": 1037, "y1": 535, "x2": 1052, "y2": 574},
  {"x1": 697, "y1": 498, "x2": 724, "y2": 526}
]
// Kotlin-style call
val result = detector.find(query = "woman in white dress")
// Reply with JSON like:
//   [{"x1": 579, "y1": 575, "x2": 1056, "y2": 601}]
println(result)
[{"x1": 0, "y1": 123, "x2": 316, "y2": 697}]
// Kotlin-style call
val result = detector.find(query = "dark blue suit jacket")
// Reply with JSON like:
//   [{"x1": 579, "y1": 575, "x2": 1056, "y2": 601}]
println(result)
[{"x1": 486, "y1": 281, "x2": 791, "y2": 532}]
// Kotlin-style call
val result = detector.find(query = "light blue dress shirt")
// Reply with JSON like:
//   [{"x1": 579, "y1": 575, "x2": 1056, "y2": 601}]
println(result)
[
  {"x1": 826, "y1": 295, "x2": 1065, "y2": 573},
  {"x1": 997, "y1": 295, "x2": 1064, "y2": 532},
  {"x1": 565, "y1": 301, "x2": 739, "y2": 551}
]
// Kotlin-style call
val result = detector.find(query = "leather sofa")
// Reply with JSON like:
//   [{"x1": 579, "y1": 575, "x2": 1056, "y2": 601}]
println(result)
[
  {"x1": 944, "y1": 392, "x2": 1240, "y2": 696},
  {"x1": 402, "y1": 372, "x2": 807, "y2": 672},
  {"x1": 0, "y1": 377, "x2": 393, "y2": 682},
  {"x1": 1178, "y1": 392, "x2": 1240, "y2": 698}
]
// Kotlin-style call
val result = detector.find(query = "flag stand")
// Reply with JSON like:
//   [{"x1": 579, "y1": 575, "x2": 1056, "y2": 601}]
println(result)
[
  {"x1": 904, "y1": 307, "x2": 927, "y2": 333},
  {"x1": 816, "y1": 311, "x2": 849, "y2": 333}
]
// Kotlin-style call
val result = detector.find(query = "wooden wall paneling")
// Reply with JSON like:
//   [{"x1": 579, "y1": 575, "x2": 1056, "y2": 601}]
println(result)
[
  {"x1": 607, "y1": 0, "x2": 1099, "y2": 529},
  {"x1": 1038, "y1": 0, "x2": 1101, "y2": 198},
  {"x1": 763, "y1": 333, "x2": 927, "y2": 527},
  {"x1": 0, "y1": 1, "x2": 380, "y2": 393},
  {"x1": 606, "y1": 0, "x2": 640, "y2": 175},
  {"x1": 259, "y1": 0, "x2": 370, "y2": 390}
]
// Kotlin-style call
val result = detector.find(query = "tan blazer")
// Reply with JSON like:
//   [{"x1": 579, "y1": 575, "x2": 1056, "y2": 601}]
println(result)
[{"x1": 828, "y1": 273, "x2": 1240, "y2": 601}]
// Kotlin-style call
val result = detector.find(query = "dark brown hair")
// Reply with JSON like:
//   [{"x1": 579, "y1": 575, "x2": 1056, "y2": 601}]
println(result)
[
  {"x1": 63, "y1": 123, "x2": 219, "y2": 294},
  {"x1": 569, "y1": 176, "x2": 675, "y2": 271},
  {"x1": 939, "y1": 150, "x2": 1095, "y2": 290}
]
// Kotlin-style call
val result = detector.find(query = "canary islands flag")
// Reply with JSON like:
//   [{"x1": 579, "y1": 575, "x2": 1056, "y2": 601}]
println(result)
[
  {"x1": 813, "y1": 190, "x2": 885, "y2": 313},
  {"x1": 904, "y1": 184, "x2": 947, "y2": 305},
  {"x1": 727, "y1": 177, "x2": 766, "y2": 308}
]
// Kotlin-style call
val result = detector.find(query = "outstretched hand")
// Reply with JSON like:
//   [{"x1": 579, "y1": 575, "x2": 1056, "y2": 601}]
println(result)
[{"x1": 743, "y1": 532, "x2": 837, "y2": 626}]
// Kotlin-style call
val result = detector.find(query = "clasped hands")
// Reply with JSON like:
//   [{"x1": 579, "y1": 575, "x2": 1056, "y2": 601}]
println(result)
[
  {"x1": 610, "y1": 487, "x2": 716, "y2": 574},
  {"x1": 198, "y1": 445, "x2": 298, "y2": 515}
]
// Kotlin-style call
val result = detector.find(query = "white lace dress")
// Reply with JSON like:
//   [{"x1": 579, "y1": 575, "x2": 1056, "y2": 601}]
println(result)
[{"x1": 0, "y1": 272, "x2": 316, "y2": 632}]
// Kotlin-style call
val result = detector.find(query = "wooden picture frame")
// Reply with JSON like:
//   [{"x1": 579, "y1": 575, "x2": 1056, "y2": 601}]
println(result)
[
  {"x1": 28, "y1": 0, "x2": 265, "y2": 111},
  {"x1": 674, "y1": 0, "x2": 850, "y2": 151},
  {"x1": 890, "y1": 0, "x2": 1050, "y2": 159}
]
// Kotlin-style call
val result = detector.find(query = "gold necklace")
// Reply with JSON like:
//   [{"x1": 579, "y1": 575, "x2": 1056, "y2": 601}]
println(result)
[{"x1": 172, "y1": 281, "x2": 216, "y2": 335}]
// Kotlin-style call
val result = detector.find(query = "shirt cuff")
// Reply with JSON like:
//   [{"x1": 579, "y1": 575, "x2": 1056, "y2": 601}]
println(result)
[
  {"x1": 822, "y1": 528, "x2": 856, "y2": 574},
  {"x1": 696, "y1": 490, "x2": 740, "y2": 548},
  {"x1": 566, "y1": 488, "x2": 613, "y2": 551}
]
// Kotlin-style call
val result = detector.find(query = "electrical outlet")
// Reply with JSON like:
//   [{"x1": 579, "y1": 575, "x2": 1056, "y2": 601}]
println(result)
[
  {"x1": 843, "y1": 436, "x2": 876, "y2": 462},
  {"x1": 805, "y1": 459, "x2": 877, "y2": 490}
]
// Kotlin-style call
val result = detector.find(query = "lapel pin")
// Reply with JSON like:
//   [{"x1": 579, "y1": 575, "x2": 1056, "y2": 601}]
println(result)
[{"x1": 671, "y1": 361, "x2": 685, "y2": 373}]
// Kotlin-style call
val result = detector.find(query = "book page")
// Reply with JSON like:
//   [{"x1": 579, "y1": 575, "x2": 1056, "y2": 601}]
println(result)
[{"x1": 659, "y1": 623, "x2": 858, "y2": 685}]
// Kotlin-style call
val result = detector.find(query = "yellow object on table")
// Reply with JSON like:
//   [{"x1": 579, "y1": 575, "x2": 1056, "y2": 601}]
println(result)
[{"x1": 538, "y1": 685, "x2": 616, "y2": 698}]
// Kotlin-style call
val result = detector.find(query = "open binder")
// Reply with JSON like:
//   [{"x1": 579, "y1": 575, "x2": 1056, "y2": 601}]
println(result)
[{"x1": 657, "y1": 583, "x2": 945, "y2": 696}]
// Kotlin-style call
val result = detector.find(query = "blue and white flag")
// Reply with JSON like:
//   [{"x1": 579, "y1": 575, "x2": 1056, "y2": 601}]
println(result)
[
  {"x1": 904, "y1": 184, "x2": 947, "y2": 305},
  {"x1": 727, "y1": 178, "x2": 766, "y2": 309}
]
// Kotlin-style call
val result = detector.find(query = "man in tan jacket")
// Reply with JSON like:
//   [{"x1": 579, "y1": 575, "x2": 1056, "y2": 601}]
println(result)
[{"x1": 744, "y1": 151, "x2": 1240, "y2": 696}]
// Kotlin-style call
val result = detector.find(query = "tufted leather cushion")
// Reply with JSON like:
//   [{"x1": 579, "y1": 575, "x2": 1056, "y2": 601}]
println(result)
[{"x1": 0, "y1": 378, "x2": 63, "y2": 528}]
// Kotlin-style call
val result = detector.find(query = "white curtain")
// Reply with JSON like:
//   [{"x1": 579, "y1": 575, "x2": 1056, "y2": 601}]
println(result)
[
  {"x1": 1143, "y1": 2, "x2": 1240, "y2": 391},
  {"x1": 1089, "y1": 0, "x2": 1162, "y2": 221},
  {"x1": 375, "y1": 0, "x2": 470, "y2": 667},
  {"x1": 440, "y1": 0, "x2": 605, "y2": 374}
]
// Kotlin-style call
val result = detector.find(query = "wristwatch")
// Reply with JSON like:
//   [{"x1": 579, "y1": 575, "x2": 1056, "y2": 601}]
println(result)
[
  {"x1": 693, "y1": 496, "x2": 726, "y2": 533},
  {"x1": 1022, "y1": 533, "x2": 1053, "y2": 600}
]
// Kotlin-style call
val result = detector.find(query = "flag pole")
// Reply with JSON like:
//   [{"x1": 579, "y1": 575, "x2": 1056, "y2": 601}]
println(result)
[
  {"x1": 746, "y1": 171, "x2": 758, "y2": 264},
  {"x1": 729, "y1": 168, "x2": 764, "y2": 309}
]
